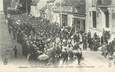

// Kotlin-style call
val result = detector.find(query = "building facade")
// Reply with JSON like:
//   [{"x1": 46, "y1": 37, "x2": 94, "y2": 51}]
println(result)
[
  {"x1": 86, "y1": 0, "x2": 115, "y2": 36},
  {"x1": 45, "y1": 0, "x2": 86, "y2": 32}
]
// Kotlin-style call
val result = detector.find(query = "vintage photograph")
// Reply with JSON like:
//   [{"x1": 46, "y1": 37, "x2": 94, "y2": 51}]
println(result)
[{"x1": 0, "y1": 0, "x2": 115, "y2": 72}]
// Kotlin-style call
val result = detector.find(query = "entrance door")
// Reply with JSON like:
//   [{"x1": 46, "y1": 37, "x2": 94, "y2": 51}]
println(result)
[
  {"x1": 80, "y1": 20, "x2": 85, "y2": 32},
  {"x1": 92, "y1": 11, "x2": 97, "y2": 28},
  {"x1": 105, "y1": 10, "x2": 109, "y2": 28},
  {"x1": 73, "y1": 18, "x2": 85, "y2": 33},
  {"x1": 62, "y1": 14, "x2": 68, "y2": 26},
  {"x1": 73, "y1": 18, "x2": 80, "y2": 32}
]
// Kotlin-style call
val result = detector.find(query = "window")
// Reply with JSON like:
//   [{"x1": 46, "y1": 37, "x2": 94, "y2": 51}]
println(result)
[
  {"x1": 62, "y1": 14, "x2": 68, "y2": 26},
  {"x1": 105, "y1": 10, "x2": 109, "y2": 28},
  {"x1": 92, "y1": 11, "x2": 96, "y2": 28}
]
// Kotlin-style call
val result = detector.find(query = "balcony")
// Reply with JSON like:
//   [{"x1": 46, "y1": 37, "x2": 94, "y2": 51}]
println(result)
[{"x1": 97, "y1": 0, "x2": 112, "y2": 7}]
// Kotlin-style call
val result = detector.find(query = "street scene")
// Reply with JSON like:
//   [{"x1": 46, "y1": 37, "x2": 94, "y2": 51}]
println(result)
[{"x1": 0, "y1": 0, "x2": 115, "y2": 72}]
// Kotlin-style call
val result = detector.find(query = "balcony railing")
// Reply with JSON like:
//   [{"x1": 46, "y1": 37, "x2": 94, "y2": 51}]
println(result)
[{"x1": 97, "y1": 0, "x2": 112, "y2": 6}]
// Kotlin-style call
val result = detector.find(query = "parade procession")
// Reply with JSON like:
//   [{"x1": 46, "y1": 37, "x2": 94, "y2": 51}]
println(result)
[{"x1": 0, "y1": 0, "x2": 115, "y2": 67}]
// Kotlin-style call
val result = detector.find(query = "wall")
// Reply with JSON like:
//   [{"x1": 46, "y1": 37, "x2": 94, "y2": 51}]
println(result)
[
  {"x1": 112, "y1": 0, "x2": 115, "y2": 5},
  {"x1": 111, "y1": 8, "x2": 115, "y2": 33},
  {"x1": 97, "y1": 8, "x2": 106, "y2": 32},
  {"x1": 86, "y1": 0, "x2": 97, "y2": 32},
  {"x1": 68, "y1": 14, "x2": 73, "y2": 27},
  {"x1": 0, "y1": 0, "x2": 3, "y2": 11},
  {"x1": 86, "y1": 7, "x2": 96, "y2": 32},
  {"x1": 52, "y1": 12, "x2": 60, "y2": 25},
  {"x1": 86, "y1": 0, "x2": 113, "y2": 36},
  {"x1": 111, "y1": 0, "x2": 115, "y2": 34},
  {"x1": 51, "y1": 12, "x2": 74, "y2": 27}
]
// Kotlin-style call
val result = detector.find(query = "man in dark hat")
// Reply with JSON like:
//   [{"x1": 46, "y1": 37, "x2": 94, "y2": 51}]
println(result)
[
  {"x1": 62, "y1": 48, "x2": 68, "y2": 64},
  {"x1": 19, "y1": 0, "x2": 32, "y2": 14},
  {"x1": 13, "y1": 46, "x2": 18, "y2": 58}
]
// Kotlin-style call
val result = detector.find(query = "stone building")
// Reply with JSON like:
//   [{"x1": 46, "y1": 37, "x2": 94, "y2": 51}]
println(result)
[
  {"x1": 45, "y1": 0, "x2": 86, "y2": 32},
  {"x1": 86, "y1": 0, "x2": 115, "y2": 36}
]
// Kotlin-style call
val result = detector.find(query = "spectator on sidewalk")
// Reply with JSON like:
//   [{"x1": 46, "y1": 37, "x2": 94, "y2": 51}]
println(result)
[{"x1": 13, "y1": 46, "x2": 18, "y2": 58}]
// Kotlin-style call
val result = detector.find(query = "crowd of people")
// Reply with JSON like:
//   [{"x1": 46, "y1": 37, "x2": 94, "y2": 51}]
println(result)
[
  {"x1": 6, "y1": 13, "x2": 115, "y2": 65},
  {"x1": 101, "y1": 31, "x2": 115, "y2": 64}
]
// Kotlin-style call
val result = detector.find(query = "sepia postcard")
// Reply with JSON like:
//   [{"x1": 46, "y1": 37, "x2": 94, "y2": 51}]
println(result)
[{"x1": 0, "y1": 0, "x2": 115, "y2": 72}]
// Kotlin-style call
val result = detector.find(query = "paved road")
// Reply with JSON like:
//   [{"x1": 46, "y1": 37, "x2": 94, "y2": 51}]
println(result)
[{"x1": 0, "y1": 51, "x2": 114, "y2": 72}]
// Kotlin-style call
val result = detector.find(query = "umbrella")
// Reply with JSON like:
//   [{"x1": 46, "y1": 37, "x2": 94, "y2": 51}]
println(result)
[{"x1": 38, "y1": 54, "x2": 49, "y2": 60}]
